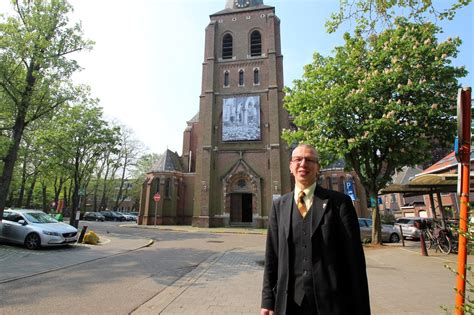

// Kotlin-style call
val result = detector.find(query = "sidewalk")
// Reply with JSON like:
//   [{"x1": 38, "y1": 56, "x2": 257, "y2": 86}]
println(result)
[
  {"x1": 1, "y1": 224, "x2": 470, "y2": 314},
  {"x1": 131, "y1": 235, "x2": 468, "y2": 315}
]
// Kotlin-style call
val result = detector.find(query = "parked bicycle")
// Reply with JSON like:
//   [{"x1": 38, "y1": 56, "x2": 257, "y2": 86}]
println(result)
[{"x1": 422, "y1": 220, "x2": 452, "y2": 255}]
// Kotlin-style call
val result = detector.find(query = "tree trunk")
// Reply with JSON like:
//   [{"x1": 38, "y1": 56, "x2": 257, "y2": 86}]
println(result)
[
  {"x1": 17, "y1": 151, "x2": 29, "y2": 207},
  {"x1": 41, "y1": 182, "x2": 48, "y2": 212},
  {"x1": 69, "y1": 151, "x2": 81, "y2": 226},
  {"x1": 0, "y1": 61, "x2": 37, "y2": 218},
  {"x1": 25, "y1": 172, "x2": 38, "y2": 209},
  {"x1": 0, "y1": 118, "x2": 27, "y2": 214},
  {"x1": 115, "y1": 156, "x2": 128, "y2": 208},
  {"x1": 370, "y1": 191, "x2": 383, "y2": 245},
  {"x1": 54, "y1": 176, "x2": 65, "y2": 205}
]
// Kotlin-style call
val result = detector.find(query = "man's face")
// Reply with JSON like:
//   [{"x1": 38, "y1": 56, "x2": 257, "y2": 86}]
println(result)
[{"x1": 290, "y1": 146, "x2": 320, "y2": 189}]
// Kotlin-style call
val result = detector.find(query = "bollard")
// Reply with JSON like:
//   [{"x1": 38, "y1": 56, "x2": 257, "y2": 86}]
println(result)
[
  {"x1": 78, "y1": 225, "x2": 88, "y2": 243},
  {"x1": 419, "y1": 231, "x2": 428, "y2": 256},
  {"x1": 415, "y1": 221, "x2": 428, "y2": 256},
  {"x1": 399, "y1": 225, "x2": 405, "y2": 247}
]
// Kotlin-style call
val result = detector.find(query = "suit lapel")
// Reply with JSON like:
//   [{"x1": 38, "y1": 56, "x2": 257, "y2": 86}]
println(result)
[
  {"x1": 312, "y1": 185, "x2": 329, "y2": 236},
  {"x1": 282, "y1": 193, "x2": 293, "y2": 240}
]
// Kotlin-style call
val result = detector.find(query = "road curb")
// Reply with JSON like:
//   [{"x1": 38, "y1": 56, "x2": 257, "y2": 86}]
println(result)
[
  {"x1": 131, "y1": 251, "x2": 226, "y2": 314},
  {"x1": 120, "y1": 224, "x2": 267, "y2": 235}
]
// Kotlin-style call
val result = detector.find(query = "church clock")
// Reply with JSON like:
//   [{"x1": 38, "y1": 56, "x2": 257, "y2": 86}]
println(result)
[{"x1": 234, "y1": 0, "x2": 250, "y2": 8}]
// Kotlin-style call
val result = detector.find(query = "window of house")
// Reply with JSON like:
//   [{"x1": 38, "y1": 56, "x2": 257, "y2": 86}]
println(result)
[
  {"x1": 250, "y1": 30, "x2": 262, "y2": 56},
  {"x1": 391, "y1": 194, "x2": 396, "y2": 203},
  {"x1": 253, "y1": 68, "x2": 260, "y2": 85},
  {"x1": 224, "y1": 70, "x2": 230, "y2": 87},
  {"x1": 239, "y1": 69, "x2": 244, "y2": 86},
  {"x1": 222, "y1": 34, "x2": 233, "y2": 59}
]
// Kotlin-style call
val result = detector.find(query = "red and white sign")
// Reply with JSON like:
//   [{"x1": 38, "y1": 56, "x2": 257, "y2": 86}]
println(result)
[{"x1": 153, "y1": 193, "x2": 161, "y2": 202}]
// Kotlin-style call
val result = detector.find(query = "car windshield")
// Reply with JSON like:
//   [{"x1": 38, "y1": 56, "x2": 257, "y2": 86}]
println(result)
[
  {"x1": 24, "y1": 212, "x2": 58, "y2": 224},
  {"x1": 397, "y1": 219, "x2": 411, "y2": 224}
]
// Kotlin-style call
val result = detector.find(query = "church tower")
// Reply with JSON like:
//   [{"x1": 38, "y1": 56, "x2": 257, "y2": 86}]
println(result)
[{"x1": 192, "y1": 0, "x2": 291, "y2": 228}]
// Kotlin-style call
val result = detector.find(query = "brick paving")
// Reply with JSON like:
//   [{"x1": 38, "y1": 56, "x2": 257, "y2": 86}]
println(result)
[
  {"x1": 134, "y1": 237, "x2": 470, "y2": 315},
  {"x1": 1, "y1": 224, "x2": 472, "y2": 314},
  {"x1": 133, "y1": 247, "x2": 264, "y2": 315}
]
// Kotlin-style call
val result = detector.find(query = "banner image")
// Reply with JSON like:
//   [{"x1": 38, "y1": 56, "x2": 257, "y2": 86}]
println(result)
[{"x1": 222, "y1": 96, "x2": 261, "y2": 141}]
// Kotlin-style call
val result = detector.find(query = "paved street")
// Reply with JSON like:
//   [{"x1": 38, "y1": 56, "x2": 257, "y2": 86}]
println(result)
[{"x1": 0, "y1": 222, "x2": 471, "y2": 314}]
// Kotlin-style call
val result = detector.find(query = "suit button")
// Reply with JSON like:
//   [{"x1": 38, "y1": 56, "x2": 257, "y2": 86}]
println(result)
[{"x1": 303, "y1": 270, "x2": 308, "y2": 275}]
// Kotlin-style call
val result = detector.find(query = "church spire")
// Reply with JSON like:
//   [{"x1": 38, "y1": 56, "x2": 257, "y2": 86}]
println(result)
[{"x1": 225, "y1": 0, "x2": 264, "y2": 10}]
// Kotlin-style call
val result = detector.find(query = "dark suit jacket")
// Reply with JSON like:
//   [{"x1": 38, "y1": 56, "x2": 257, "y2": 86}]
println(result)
[{"x1": 261, "y1": 185, "x2": 370, "y2": 315}]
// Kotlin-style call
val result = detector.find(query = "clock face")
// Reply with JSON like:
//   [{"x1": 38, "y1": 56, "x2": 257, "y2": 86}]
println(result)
[{"x1": 235, "y1": 0, "x2": 250, "y2": 8}]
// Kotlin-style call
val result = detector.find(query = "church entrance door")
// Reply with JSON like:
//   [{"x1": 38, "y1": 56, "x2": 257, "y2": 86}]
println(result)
[{"x1": 230, "y1": 193, "x2": 253, "y2": 223}]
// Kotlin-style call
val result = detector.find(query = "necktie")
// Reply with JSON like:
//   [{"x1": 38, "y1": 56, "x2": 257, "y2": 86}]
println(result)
[{"x1": 297, "y1": 191, "x2": 308, "y2": 218}]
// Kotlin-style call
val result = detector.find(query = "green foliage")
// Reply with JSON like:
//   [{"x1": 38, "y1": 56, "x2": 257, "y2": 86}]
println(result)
[
  {"x1": 380, "y1": 213, "x2": 396, "y2": 224},
  {"x1": 0, "y1": 0, "x2": 93, "y2": 213},
  {"x1": 326, "y1": 0, "x2": 472, "y2": 34},
  {"x1": 284, "y1": 18, "x2": 466, "y2": 196}
]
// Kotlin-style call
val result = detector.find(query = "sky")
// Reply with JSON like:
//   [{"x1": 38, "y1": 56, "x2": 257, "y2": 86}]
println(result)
[{"x1": 2, "y1": 0, "x2": 473, "y2": 155}]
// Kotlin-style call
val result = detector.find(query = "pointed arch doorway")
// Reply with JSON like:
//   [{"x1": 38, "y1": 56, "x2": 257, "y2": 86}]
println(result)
[
  {"x1": 230, "y1": 193, "x2": 253, "y2": 223},
  {"x1": 223, "y1": 159, "x2": 262, "y2": 227}
]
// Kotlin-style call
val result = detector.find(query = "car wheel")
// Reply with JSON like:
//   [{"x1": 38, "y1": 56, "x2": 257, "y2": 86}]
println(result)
[
  {"x1": 25, "y1": 233, "x2": 41, "y2": 250},
  {"x1": 389, "y1": 233, "x2": 400, "y2": 243}
]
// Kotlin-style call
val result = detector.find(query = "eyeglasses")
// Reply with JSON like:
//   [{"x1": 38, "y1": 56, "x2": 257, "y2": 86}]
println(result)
[{"x1": 291, "y1": 156, "x2": 319, "y2": 165}]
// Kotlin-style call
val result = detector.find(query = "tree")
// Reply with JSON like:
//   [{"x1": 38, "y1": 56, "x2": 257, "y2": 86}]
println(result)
[
  {"x1": 283, "y1": 18, "x2": 466, "y2": 244},
  {"x1": 327, "y1": 0, "x2": 472, "y2": 33},
  {"x1": 41, "y1": 100, "x2": 120, "y2": 225},
  {"x1": 0, "y1": 0, "x2": 93, "y2": 218},
  {"x1": 128, "y1": 152, "x2": 162, "y2": 209},
  {"x1": 113, "y1": 125, "x2": 144, "y2": 210}
]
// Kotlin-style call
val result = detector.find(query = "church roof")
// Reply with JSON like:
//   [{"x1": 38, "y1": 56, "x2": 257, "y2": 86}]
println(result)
[
  {"x1": 322, "y1": 159, "x2": 346, "y2": 171},
  {"x1": 149, "y1": 149, "x2": 184, "y2": 173},
  {"x1": 392, "y1": 166, "x2": 422, "y2": 185},
  {"x1": 187, "y1": 112, "x2": 199, "y2": 123}
]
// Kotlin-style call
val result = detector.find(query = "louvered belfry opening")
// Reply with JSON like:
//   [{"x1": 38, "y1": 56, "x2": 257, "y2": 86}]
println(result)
[
  {"x1": 250, "y1": 31, "x2": 261, "y2": 56},
  {"x1": 222, "y1": 34, "x2": 233, "y2": 59}
]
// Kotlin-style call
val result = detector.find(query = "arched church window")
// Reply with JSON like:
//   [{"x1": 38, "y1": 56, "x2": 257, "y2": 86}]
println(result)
[
  {"x1": 222, "y1": 34, "x2": 233, "y2": 59},
  {"x1": 253, "y1": 68, "x2": 260, "y2": 85},
  {"x1": 239, "y1": 69, "x2": 244, "y2": 86},
  {"x1": 165, "y1": 178, "x2": 171, "y2": 198},
  {"x1": 250, "y1": 30, "x2": 262, "y2": 56},
  {"x1": 224, "y1": 70, "x2": 230, "y2": 87}
]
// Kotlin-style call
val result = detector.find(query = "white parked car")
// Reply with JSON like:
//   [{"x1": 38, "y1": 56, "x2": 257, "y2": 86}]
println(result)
[
  {"x1": 0, "y1": 209, "x2": 78, "y2": 250},
  {"x1": 358, "y1": 218, "x2": 401, "y2": 243}
]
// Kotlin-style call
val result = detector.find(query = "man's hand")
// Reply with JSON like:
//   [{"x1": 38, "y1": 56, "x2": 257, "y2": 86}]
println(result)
[{"x1": 261, "y1": 308, "x2": 274, "y2": 315}]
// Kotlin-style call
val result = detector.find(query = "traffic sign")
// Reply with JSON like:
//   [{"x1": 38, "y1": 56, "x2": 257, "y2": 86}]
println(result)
[{"x1": 153, "y1": 193, "x2": 161, "y2": 202}]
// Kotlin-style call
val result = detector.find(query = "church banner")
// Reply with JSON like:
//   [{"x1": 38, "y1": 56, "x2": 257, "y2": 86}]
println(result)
[{"x1": 222, "y1": 96, "x2": 261, "y2": 141}]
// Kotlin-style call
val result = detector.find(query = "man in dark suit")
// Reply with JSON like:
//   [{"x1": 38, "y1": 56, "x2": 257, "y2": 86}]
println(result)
[{"x1": 261, "y1": 144, "x2": 370, "y2": 315}]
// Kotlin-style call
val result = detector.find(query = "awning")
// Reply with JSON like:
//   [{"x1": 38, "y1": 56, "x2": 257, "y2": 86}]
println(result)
[
  {"x1": 409, "y1": 173, "x2": 459, "y2": 186},
  {"x1": 380, "y1": 173, "x2": 474, "y2": 196}
]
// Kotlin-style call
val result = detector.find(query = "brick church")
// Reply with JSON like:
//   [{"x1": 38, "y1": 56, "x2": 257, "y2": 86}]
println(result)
[
  {"x1": 139, "y1": 0, "x2": 291, "y2": 228},
  {"x1": 138, "y1": 0, "x2": 369, "y2": 228}
]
